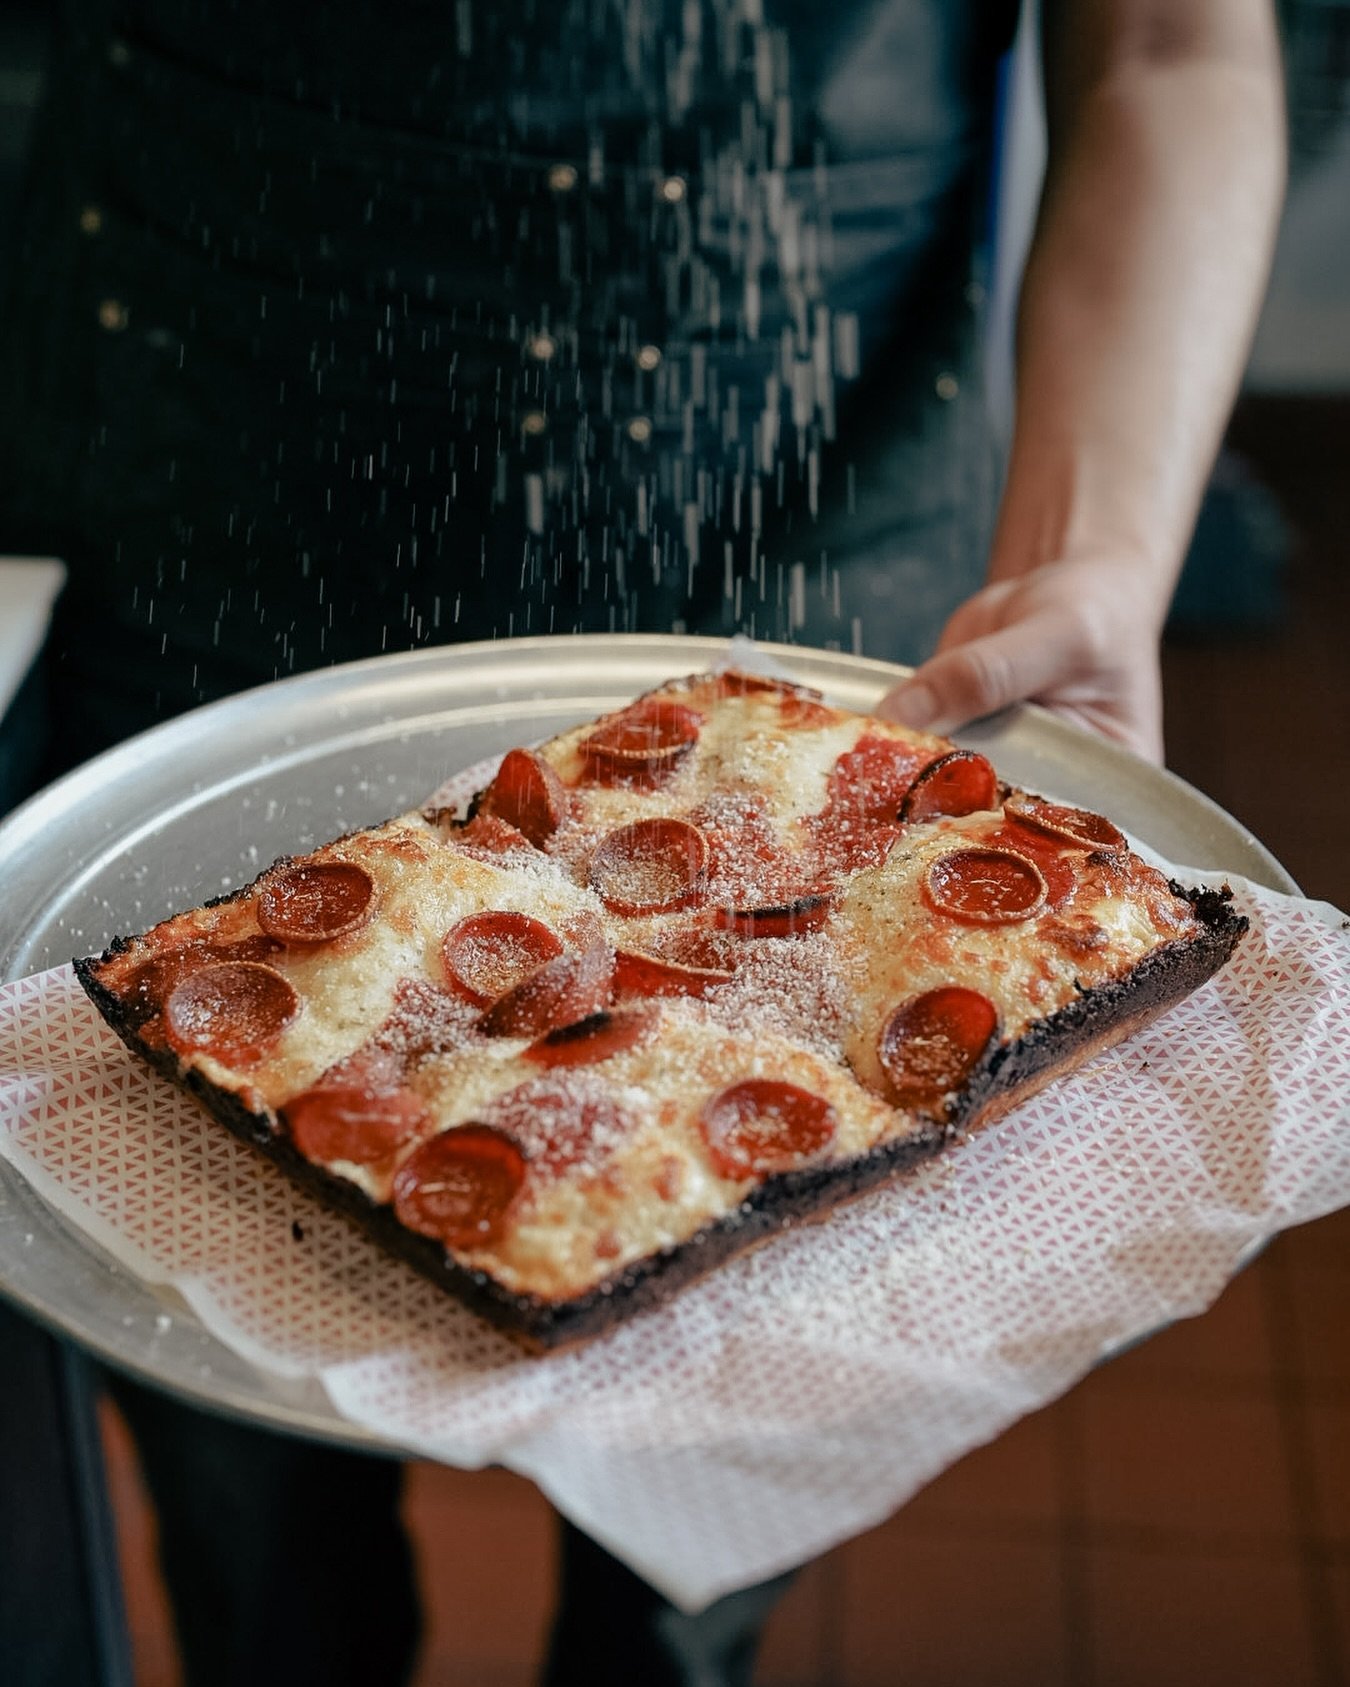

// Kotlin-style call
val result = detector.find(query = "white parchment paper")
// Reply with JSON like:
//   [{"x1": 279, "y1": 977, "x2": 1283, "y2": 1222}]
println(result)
[{"x1": 2, "y1": 875, "x2": 1348, "y2": 1609}]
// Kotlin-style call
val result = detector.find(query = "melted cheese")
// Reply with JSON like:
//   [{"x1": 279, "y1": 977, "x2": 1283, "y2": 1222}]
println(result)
[
  {"x1": 92, "y1": 673, "x2": 1215, "y2": 1315},
  {"x1": 405, "y1": 1007, "x2": 901, "y2": 1299},
  {"x1": 544, "y1": 679, "x2": 945, "y2": 839}
]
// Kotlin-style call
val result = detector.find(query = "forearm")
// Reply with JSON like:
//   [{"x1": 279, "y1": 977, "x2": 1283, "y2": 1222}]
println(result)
[{"x1": 992, "y1": 13, "x2": 1286, "y2": 616}]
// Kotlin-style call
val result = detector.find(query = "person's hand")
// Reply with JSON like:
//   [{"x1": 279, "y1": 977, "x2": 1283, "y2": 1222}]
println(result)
[{"x1": 874, "y1": 553, "x2": 1167, "y2": 764}]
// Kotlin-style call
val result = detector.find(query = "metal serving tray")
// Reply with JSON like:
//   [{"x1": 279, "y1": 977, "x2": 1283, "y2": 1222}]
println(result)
[{"x1": 0, "y1": 635, "x2": 1296, "y2": 1449}]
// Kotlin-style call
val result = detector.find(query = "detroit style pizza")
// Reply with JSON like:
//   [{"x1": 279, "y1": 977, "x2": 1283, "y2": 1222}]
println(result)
[{"x1": 76, "y1": 670, "x2": 1246, "y2": 1348}]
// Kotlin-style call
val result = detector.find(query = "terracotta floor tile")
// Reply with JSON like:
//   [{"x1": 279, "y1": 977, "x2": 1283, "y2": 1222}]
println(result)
[
  {"x1": 126, "y1": 1634, "x2": 182, "y2": 1687},
  {"x1": 1085, "y1": 1542, "x2": 1322, "y2": 1687},
  {"x1": 1271, "y1": 1206, "x2": 1350, "y2": 1274},
  {"x1": 837, "y1": 1524, "x2": 1069, "y2": 1687},
  {"x1": 891, "y1": 1402, "x2": 1065, "y2": 1531},
  {"x1": 404, "y1": 1460, "x2": 546, "y2": 1519},
  {"x1": 403, "y1": 1466, "x2": 556, "y2": 1678},
  {"x1": 1326, "y1": 1556, "x2": 1350, "y2": 1678},
  {"x1": 1077, "y1": 1387, "x2": 1297, "y2": 1540},
  {"x1": 1088, "y1": 1261, "x2": 1275, "y2": 1392},
  {"x1": 754, "y1": 1557, "x2": 831, "y2": 1686},
  {"x1": 1279, "y1": 1262, "x2": 1350, "y2": 1390},
  {"x1": 98, "y1": 1400, "x2": 183, "y2": 1687},
  {"x1": 1300, "y1": 1401, "x2": 1350, "y2": 1545}
]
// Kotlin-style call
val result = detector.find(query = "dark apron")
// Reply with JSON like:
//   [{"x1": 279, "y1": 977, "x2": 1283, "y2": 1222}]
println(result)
[
  {"x1": 2, "y1": 0, "x2": 1015, "y2": 768},
  {"x1": 0, "y1": 11, "x2": 1019, "y2": 1683}
]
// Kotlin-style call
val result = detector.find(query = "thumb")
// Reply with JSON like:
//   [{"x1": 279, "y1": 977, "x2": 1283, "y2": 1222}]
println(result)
[{"x1": 876, "y1": 606, "x2": 1079, "y2": 736}]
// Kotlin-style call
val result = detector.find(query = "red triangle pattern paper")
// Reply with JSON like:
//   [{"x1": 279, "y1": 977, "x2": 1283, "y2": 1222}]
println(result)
[{"x1": 1, "y1": 880, "x2": 1348, "y2": 1609}]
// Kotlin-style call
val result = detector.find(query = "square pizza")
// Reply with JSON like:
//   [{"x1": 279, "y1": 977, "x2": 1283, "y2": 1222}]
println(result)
[{"x1": 76, "y1": 670, "x2": 1246, "y2": 1349}]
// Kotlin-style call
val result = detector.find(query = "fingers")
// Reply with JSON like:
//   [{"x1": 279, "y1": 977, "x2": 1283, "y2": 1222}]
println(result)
[
  {"x1": 875, "y1": 555, "x2": 1168, "y2": 760},
  {"x1": 931, "y1": 580, "x2": 1016, "y2": 656},
  {"x1": 877, "y1": 602, "x2": 1084, "y2": 735},
  {"x1": 1064, "y1": 672, "x2": 1166, "y2": 765}
]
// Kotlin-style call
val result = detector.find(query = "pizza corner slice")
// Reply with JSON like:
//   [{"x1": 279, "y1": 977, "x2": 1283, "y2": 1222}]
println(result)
[{"x1": 75, "y1": 669, "x2": 1247, "y2": 1350}]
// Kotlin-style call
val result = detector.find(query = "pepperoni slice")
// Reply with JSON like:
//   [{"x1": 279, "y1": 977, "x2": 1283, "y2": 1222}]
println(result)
[
  {"x1": 976, "y1": 825, "x2": 1077, "y2": 910},
  {"x1": 392, "y1": 1125, "x2": 526, "y2": 1250},
  {"x1": 523, "y1": 1004, "x2": 659, "y2": 1068},
  {"x1": 589, "y1": 818, "x2": 708, "y2": 915},
  {"x1": 924, "y1": 848, "x2": 1048, "y2": 924},
  {"x1": 713, "y1": 671, "x2": 821, "y2": 703},
  {"x1": 698, "y1": 1079, "x2": 838, "y2": 1180},
  {"x1": 440, "y1": 911, "x2": 564, "y2": 1006},
  {"x1": 124, "y1": 934, "x2": 282, "y2": 1021},
  {"x1": 665, "y1": 926, "x2": 741, "y2": 973},
  {"x1": 899, "y1": 750, "x2": 998, "y2": 824},
  {"x1": 477, "y1": 748, "x2": 568, "y2": 847},
  {"x1": 779, "y1": 694, "x2": 839, "y2": 729},
  {"x1": 694, "y1": 795, "x2": 808, "y2": 908},
  {"x1": 824, "y1": 733, "x2": 930, "y2": 825},
  {"x1": 284, "y1": 1062, "x2": 429, "y2": 1166},
  {"x1": 614, "y1": 948, "x2": 735, "y2": 998},
  {"x1": 805, "y1": 732, "x2": 932, "y2": 876},
  {"x1": 475, "y1": 943, "x2": 615, "y2": 1039},
  {"x1": 257, "y1": 861, "x2": 375, "y2": 945},
  {"x1": 878, "y1": 987, "x2": 999, "y2": 1109},
  {"x1": 455, "y1": 812, "x2": 535, "y2": 857},
  {"x1": 712, "y1": 893, "x2": 835, "y2": 939},
  {"x1": 376, "y1": 977, "x2": 478, "y2": 1066},
  {"x1": 163, "y1": 960, "x2": 299, "y2": 1066},
  {"x1": 709, "y1": 671, "x2": 835, "y2": 726},
  {"x1": 808, "y1": 816, "x2": 902, "y2": 879},
  {"x1": 580, "y1": 699, "x2": 702, "y2": 780},
  {"x1": 561, "y1": 908, "x2": 607, "y2": 951},
  {"x1": 1006, "y1": 796, "x2": 1126, "y2": 853},
  {"x1": 488, "y1": 1079, "x2": 636, "y2": 1179}
]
